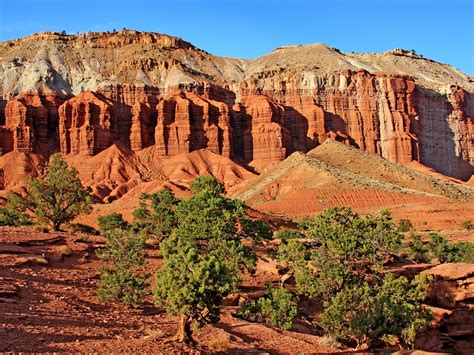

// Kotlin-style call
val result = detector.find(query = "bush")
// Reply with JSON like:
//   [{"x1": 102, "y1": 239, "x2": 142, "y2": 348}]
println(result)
[
  {"x1": 153, "y1": 176, "x2": 256, "y2": 342},
  {"x1": 13, "y1": 154, "x2": 92, "y2": 230},
  {"x1": 98, "y1": 213, "x2": 129, "y2": 235},
  {"x1": 132, "y1": 189, "x2": 179, "y2": 241},
  {"x1": 258, "y1": 284, "x2": 298, "y2": 330},
  {"x1": 456, "y1": 242, "x2": 474, "y2": 263},
  {"x1": 279, "y1": 207, "x2": 403, "y2": 298},
  {"x1": 276, "y1": 207, "x2": 433, "y2": 349},
  {"x1": 321, "y1": 273, "x2": 433, "y2": 348},
  {"x1": 0, "y1": 193, "x2": 32, "y2": 226},
  {"x1": 208, "y1": 333, "x2": 231, "y2": 352},
  {"x1": 97, "y1": 230, "x2": 148, "y2": 306},
  {"x1": 240, "y1": 219, "x2": 273, "y2": 240},
  {"x1": 460, "y1": 220, "x2": 474, "y2": 231},
  {"x1": 427, "y1": 232, "x2": 459, "y2": 263},
  {"x1": 407, "y1": 232, "x2": 474, "y2": 264},
  {"x1": 236, "y1": 284, "x2": 298, "y2": 331},
  {"x1": 274, "y1": 229, "x2": 304, "y2": 240},
  {"x1": 398, "y1": 219, "x2": 413, "y2": 232},
  {"x1": 406, "y1": 233, "x2": 428, "y2": 263}
]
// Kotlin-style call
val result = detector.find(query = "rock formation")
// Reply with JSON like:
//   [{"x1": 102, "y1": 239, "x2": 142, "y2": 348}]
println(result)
[
  {"x1": 0, "y1": 30, "x2": 472, "y2": 182},
  {"x1": 58, "y1": 91, "x2": 116, "y2": 156},
  {"x1": 418, "y1": 264, "x2": 474, "y2": 352}
]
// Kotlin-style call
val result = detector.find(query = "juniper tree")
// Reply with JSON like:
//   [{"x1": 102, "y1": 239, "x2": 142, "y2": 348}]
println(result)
[
  {"x1": 276, "y1": 207, "x2": 432, "y2": 348},
  {"x1": 16, "y1": 154, "x2": 92, "y2": 231},
  {"x1": 132, "y1": 188, "x2": 180, "y2": 241},
  {"x1": 153, "y1": 176, "x2": 257, "y2": 343},
  {"x1": 97, "y1": 229, "x2": 148, "y2": 306}
]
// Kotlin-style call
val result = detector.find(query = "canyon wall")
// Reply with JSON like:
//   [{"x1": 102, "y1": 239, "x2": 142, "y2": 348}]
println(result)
[
  {"x1": 0, "y1": 69, "x2": 471, "y2": 180},
  {"x1": 0, "y1": 31, "x2": 472, "y2": 181}
]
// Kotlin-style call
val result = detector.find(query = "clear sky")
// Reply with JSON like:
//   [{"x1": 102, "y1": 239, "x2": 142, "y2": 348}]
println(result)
[{"x1": 0, "y1": 0, "x2": 473, "y2": 74}]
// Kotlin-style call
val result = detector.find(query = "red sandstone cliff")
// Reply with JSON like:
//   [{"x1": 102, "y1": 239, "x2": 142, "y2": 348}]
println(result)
[{"x1": 0, "y1": 31, "x2": 472, "y2": 184}]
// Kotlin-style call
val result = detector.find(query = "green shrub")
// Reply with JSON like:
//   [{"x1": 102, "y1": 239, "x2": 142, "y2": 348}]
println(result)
[
  {"x1": 460, "y1": 220, "x2": 474, "y2": 230},
  {"x1": 17, "y1": 154, "x2": 92, "y2": 231},
  {"x1": 278, "y1": 207, "x2": 403, "y2": 298},
  {"x1": 132, "y1": 188, "x2": 179, "y2": 241},
  {"x1": 153, "y1": 176, "x2": 256, "y2": 342},
  {"x1": 407, "y1": 232, "x2": 474, "y2": 264},
  {"x1": 98, "y1": 213, "x2": 129, "y2": 235},
  {"x1": 274, "y1": 229, "x2": 304, "y2": 240},
  {"x1": 406, "y1": 233, "x2": 428, "y2": 263},
  {"x1": 240, "y1": 219, "x2": 273, "y2": 240},
  {"x1": 97, "y1": 266, "x2": 148, "y2": 306},
  {"x1": 456, "y1": 242, "x2": 474, "y2": 263},
  {"x1": 427, "y1": 232, "x2": 459, "y2": 263},
  {"x1": 398, "y1": 219, "x2": 413, "y2": 232},
  {"x1": 0, "y1": 193, "x2": 32, "y2": 226},
  {"x1": 97, "y1": 230, "x2": 148, "y2": 306},
  {"x1": 258, "y1": 284, "x2": 298, "y2": 330},
  {"x1": 276, "y1": 207, "x2": 434, "y2": 349},
  {"x1": 321, "y1": 273, "x2": 433, "y2": 348},
  {"x1": 236, "y1": 284, "x2": 298, "y2": 331},
  {"x1": 235, "y1": 299, "x2": 263, "y2": 323}
]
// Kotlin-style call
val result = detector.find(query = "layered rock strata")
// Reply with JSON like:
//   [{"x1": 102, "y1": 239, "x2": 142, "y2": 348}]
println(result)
[{"x1": 0, "y1": 31, "x2": 472, "y2": 180}]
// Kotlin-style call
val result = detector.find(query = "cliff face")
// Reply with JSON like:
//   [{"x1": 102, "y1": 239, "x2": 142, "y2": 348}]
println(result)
[{"x1": 0, "y1": 31, "x2": 472, "y2": 181}]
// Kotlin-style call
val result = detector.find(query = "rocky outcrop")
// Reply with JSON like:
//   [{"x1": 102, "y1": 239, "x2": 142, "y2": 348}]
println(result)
[
  {"x1": 0, "y1": 31, "x2": 472, "y2": 181},
  {"x1": 0, "y1": 92, "x2": 69, "y2": 155},
  {"x1": 130, "y1": 100, "x2": 153, "y2": 151},
  {"x1": 154, "y1": 92, "x2": 232, "y2": 158},
  {"x1": 3, "y1": 98, "x2": 34, "y2": 152},
  {"x1": 418, "y1": 264, "x2": 474, "y2": 352},
  {"x1": 58, "y1": 92, "x2": 117, "y2": 156}
]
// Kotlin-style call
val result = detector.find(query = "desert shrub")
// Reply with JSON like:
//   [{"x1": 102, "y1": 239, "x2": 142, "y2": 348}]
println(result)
[
  {"x1": 274, "y1": 229, "x2": 304, "y2": 240},
  {"x1": 97, "y1": 230, "x2": 148, "y2": 306},
  {"x1": 276, "y1": 207, "x2": 433, "y2": 348},
  {"x1": 406, "y1": 233, "x2": 429, "y2": 263},
  {"x1": 460, "y1": 220, "x2": 474, "y2": 231},
  {"x1": 0, "y1": 192, "x2": 32, "y2": 226},
  {"x1": 258, "y1": 284, "x2": 298, "y2": 330},
  {"x1": 235, "y1": 299, "x2": 263, "y2": 323},
  {"x1": 321, "y1": 273, "x2": 433, "y2": 348},
  {"x1": 98, "y1": 213, "x2": 129, "y2": 235},
  {"x1": 398, "y1": 219, "x2": 413, "y2": 232},
  {"x1": 456, "y1": 242, "x2": 474, "y2": 263},
  {"x1": 236, "y1": 284, "x2": 298, "y2": 331},
  {"x1": 426, "y1": 232, "x2": 460, "y2": 263},
  {"x1": 12, "y1": 154, "x2": 92, "y2": 230},
  {"x1": 132, "y1": 188, "x2": 179, "y2": 241},
  {"x1": 65, "y1": 223, "x2": 99, "y2": 235},
  {"x1": 240, "y1": 219, "x2": 273, "y2": 241},
  {"x1": 279, "y1": 207, "x2": 403, "y2": 298},
  {"x1": 297, "y1": 217, "x2": 312, "y2": 232},
  {"x1": 57, "y1": 245, "x2": 72, "y2": 256},
  {"x1": 207, "y1": 333, "x2": 231, "y2": 352},
  {"x1": 153, "y1": 176, "x2": 256, "y2": 342},
  {"x1": 407, "y1": 232, "x2": 474, "y2": 264}
]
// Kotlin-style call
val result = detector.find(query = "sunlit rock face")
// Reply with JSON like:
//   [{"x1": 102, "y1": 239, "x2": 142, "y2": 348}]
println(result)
[{"x1": 0, "y1": 31, "x2": 472, "y2": 180}]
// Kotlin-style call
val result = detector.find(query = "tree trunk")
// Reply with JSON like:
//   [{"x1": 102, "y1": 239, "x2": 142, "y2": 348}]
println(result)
[
  {"x1": 53, "y1": 222, "x2": 61, "y2": 231},
  {"x1": 174, "y1": 314, "x2": 194, "y2": 343}
]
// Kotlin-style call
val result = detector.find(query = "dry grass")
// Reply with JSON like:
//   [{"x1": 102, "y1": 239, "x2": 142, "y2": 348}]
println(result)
[
  {"x1": 35, "y1": 257, "x2": 49, "y2": 265},
  {"x1": 141, "y1": 327, "x2": 164, "y2": 341},
  {"x1": 207, "y1": 332, "x2": 231, "y2": 353},
  {"x1": 57, "y1": 245, "x2": 72, "y2": 256}
]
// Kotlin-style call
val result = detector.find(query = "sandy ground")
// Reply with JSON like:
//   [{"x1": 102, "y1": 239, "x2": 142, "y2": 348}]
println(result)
[{"x1": 0, "y1": 227, "x2": 334, "y2": 353}]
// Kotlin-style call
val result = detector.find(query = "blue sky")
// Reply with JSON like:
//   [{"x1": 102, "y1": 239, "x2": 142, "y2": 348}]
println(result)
[{"x1": 0, "y1": 0, "x2": 473, "y2": 74}]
